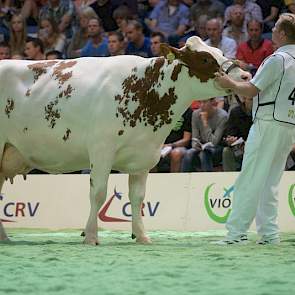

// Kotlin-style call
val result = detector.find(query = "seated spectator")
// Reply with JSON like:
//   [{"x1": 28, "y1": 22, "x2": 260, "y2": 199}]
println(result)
[
  {"x1": 80, "y1": 17, "x2": 109, "y2": 57},
  {"x1": 67, "y1": 5, "x2": 97, "y2": 58},
  {"x1": 125, "y1": 20, "x2": 152, "y2": 57},
  {"x1": 0, "y1": 14, "x2": 9, "y2": 43},
  {"x1": 150, "y1": 31, "x2": 165, "y2": 56},
  {"x1": 205, "y1": 18, "x2": 237, "y2": 59},
  {"x1": 38, "y1": 17, "x2": 66, "y2": 54},
  {"x1": 39, "y1": 0, "x2": 75, "y2": 38},
  {"x1": 285, "y1": 0, "x2": 295, "y2": 13},
  {"x1": 9, "y1": 13, "x2": 27, "y2": 56},
  {"x1": 46, "y1": 49, "x2": 63, "y2": 59},
  {"x1": 148, "y1": 0, "x2": 189, "y2": 46},
  {"x1": 256, "y1": 0, "x2": 283, "y2": 33},
  {"x1": 224, "y1": 0, "x2": 263, "y2": 31},
  {"x1": 156, "y1": 108, "x2": 192, "y2": 172},
  {"x1": 223, "y1": 4, "x2": 248, "y2": 45},
  {"x1": 24, "y1": 37, "x2": 45, "y2": 59},
  {"x1": 182, "y1": 98, "x2": 228, "y2": 172},
  {"x1": 222, "y1": 96, "x2": 252, "y2": 171},
  {"x1": 107, "y1": 31, "x2": 125, "y2": 55},
  {"x1": 190, "y1": 0, "x2": 225, "y2": 24},
  {"x1": 236, "y1": 19, "x2": 273, "y2": 74},
  {"x1": 0, "y1": 41, "x2": 10, "y2": 59},
  {"x1": 89, "y1": 0, "x2": 118, "y2": 32},
  {"x1": 19, "y1": 0, "x2": 40, "y2": 35},
  {"x1": 112, "y1": 4, "x2": 133, "y2": 40},
  {"x1": 180, "y1": 14, "x2": 209, "y2": 46}
]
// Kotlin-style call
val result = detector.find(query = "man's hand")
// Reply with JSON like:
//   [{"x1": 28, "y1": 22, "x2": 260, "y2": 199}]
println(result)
[
  {"x1": 214, "y1": 72, "x2": 235, "y2": 90},
  {"x1": 224, "y1": 135, "x2": 238, "y2": 146}
]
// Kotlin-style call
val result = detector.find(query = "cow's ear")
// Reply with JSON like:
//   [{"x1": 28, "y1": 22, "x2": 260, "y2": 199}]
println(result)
[{"x1": 160, "y1": 43, "x2": 181, "y2": 61}]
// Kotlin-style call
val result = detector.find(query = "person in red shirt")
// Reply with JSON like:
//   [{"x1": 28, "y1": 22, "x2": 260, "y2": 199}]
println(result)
[{"x1": 236, "y1": 19, "x2": 273, "y2": 74}]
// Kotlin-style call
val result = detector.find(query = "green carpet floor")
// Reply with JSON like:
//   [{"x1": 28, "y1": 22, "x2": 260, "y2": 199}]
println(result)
[{"x1": 0, "y1": 229, "x2": 294, "y2": 295}]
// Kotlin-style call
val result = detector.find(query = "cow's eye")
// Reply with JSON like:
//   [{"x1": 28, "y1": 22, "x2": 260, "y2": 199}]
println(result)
[{"x1": 203, "y1": 58, "x2": 208, "y2": 63}]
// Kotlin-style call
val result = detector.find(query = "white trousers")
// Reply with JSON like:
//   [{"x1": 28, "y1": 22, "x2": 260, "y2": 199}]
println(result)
[{"x1": 226, "y1": 119, "x2": 295, "y2": 240}]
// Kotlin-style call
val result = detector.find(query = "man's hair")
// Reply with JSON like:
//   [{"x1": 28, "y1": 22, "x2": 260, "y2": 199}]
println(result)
[
  {"x1": 26, "y1": 37, "x2": 44, "y2": 53},
  {"x1": 127, "y1": 20, "x2": 143, "y2": 31},
  {"x1": 151, "y1": 31, "x2": 166, "y2": 43},
  {"x1": 108, "y1": 31, "x2": 124, "y2": 42},
  {"x1": 88, "y1": 17, "x2": 102, "y2": 27},
  {"x1": 247, "y1": 18, "x2": 263, "y2": 30},
  {"x1": 45, "y1": 50, "x2": 63, "y2": 59},
  {"x1": 277, "y1": 13, "x2": 295, "y2": 43}
]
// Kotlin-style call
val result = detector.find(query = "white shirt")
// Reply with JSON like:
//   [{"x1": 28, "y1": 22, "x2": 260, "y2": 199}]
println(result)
[
  {"x1": 205, "y1": 36, "x2": 237, "y2": 59},
  {"x1": 251, "y1": 44, "x2": 295, "y2": 121}
]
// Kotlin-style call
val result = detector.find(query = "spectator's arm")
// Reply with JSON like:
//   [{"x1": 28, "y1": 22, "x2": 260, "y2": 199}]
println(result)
[
  {"x1": 264, "y1": 6, "x2": 279, "y2": 23},
  {"x1": 202, "y1": 115, "x2": 228, "y2": 145},
  {"x1": 59, "y1": 14, "x2": 72, "y2": 33},
  {"x1": 171, "y1": 131, "x2": 192, "y2": 148},
  {"x1": 175, "y1": 24, "x2": 187, "y2": 36}
]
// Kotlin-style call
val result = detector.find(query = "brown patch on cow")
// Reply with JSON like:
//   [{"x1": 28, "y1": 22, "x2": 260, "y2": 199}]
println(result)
[
  {"x1": 23, "y1": 127, "x2": 28, "y2": 133},
  {"x1": 171, "y1": 64, "x2": 182, "y2": 81},
  {"x1": 45, "y1": 102, "x2": 61, "y2": 128},
  {"x1": 28, "y1": 61, "x2": 58, "y2": 82},
  {"x1": 26, "y1": 89, "x2": 31, "y2": 97},
  {"x1": 62, "y1": 128, "x2": 71, "y2": 141},
  {"x1": 63, "y1": 84, "x2": 75, "y2": 99},
  {"x1": 5, "y1": 98, "x2": 14, "y2": 118},
  {"x1": 177, "y1": 48, "x2": 219, "y2": 82},
  {"x1": 118, "y1": 130, "x2": 124, "y2": 136},
  {"x1": 115, "y1": 57, "x2": 176, "y2": 132},
  {"x1": 52, "y1": 61, "x2": 77, "y2": 87}
]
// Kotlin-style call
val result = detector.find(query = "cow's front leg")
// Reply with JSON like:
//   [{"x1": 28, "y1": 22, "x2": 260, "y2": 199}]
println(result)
[
  {"x1": 129, "y1": 172, "x2": 151, "y2": 244},
  {"x1": 0, "y1": 176, "x2": 9, "y2": 241},
  {"x1": 84, "y1": 166, "x2": 110, "y2": 246}
]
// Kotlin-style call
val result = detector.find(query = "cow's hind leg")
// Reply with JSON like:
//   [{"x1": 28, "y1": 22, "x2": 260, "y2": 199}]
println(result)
[
  {"x1": 129, "y1": 172, "x2": 151, "y2": 244},
  {"x1": 83, "y1": 161, "x2": 111, "y2": 246}
]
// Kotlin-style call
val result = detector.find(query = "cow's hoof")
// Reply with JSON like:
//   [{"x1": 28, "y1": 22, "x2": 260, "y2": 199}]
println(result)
[
  {"x1": 0, "y1": 236, "x2": 10, "y2": 243},
  {"x1": 83, "y1": 238, "x2": 99, "y2": 246},
  {"x1": 136, "y1": 236, "x2": 152, "y2": 244}
]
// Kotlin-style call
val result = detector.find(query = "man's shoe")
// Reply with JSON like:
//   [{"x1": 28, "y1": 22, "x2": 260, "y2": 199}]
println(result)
[
  {"x1": 256, "y1": 237, "x2": 280, "y2": 245},
  {"x1": 211, "y1": 235, "x2": 248, "y2": 245}
]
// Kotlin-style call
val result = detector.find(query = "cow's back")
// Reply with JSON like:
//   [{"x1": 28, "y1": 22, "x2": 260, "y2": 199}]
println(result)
[{"x1": 0, "y1": 56, "x2": 151, "y2": 172}]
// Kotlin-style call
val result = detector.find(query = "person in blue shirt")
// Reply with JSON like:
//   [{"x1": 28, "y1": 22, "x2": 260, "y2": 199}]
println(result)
[
  {"x1": 125, "y1": 20, "x2": 152, "y2": 57},
  {"x1": 80, "y1": 18, "x2": 109, "y2": 57}
]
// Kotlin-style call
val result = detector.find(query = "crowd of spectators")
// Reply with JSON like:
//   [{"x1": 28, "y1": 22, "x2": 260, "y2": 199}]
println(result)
[{"x1": 1, "y1": 0, "x2": 294, "y2": 173}]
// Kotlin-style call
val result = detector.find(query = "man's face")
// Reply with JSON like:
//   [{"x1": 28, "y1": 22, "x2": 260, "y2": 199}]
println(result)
[
  {"x1": 126, "y1": 25, "x2": 141, "y2": 42},
  {"x1": 230, "y1": 7, "x2": 244, "y2": 26},
  {"x1": 0, "y1": 46, "x2": 10, "y2": 59},
  {"x1": 88, "y1": 19, "x2": 101, "y2": 37},
  {"x1": 200, "y1": 99, "x2": 214, "y2": 112},
  {"x1": 24, "y1": 42, "x2": 39, "y2": 59},
  {"x1": 151, "y1": 36, "x2": 162, "y2": 56},
  {"x1": 248, "y1": 22, "x2": 262, "y2": 42},
  {"x1": 206, "y1": 21, "x2": 222, "y2": 43},
  {"x1": 108, "y1": 35, "x2": 124, "y2": 55}
]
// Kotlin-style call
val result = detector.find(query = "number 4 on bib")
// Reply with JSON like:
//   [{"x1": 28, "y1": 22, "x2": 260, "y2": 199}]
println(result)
[{"x1": 288, "y1": 87, "x2": 295, "y2": 105}]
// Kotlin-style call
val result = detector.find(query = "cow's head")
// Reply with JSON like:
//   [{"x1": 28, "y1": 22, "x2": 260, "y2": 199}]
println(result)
[{"x1": 160, "y1": 36, "x2": 250, "y2": 96}]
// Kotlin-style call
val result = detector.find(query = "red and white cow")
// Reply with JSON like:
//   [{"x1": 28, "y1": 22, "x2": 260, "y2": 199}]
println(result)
[{"x1": 0, "y1": 36, "x2": 249, "y2": 244}]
